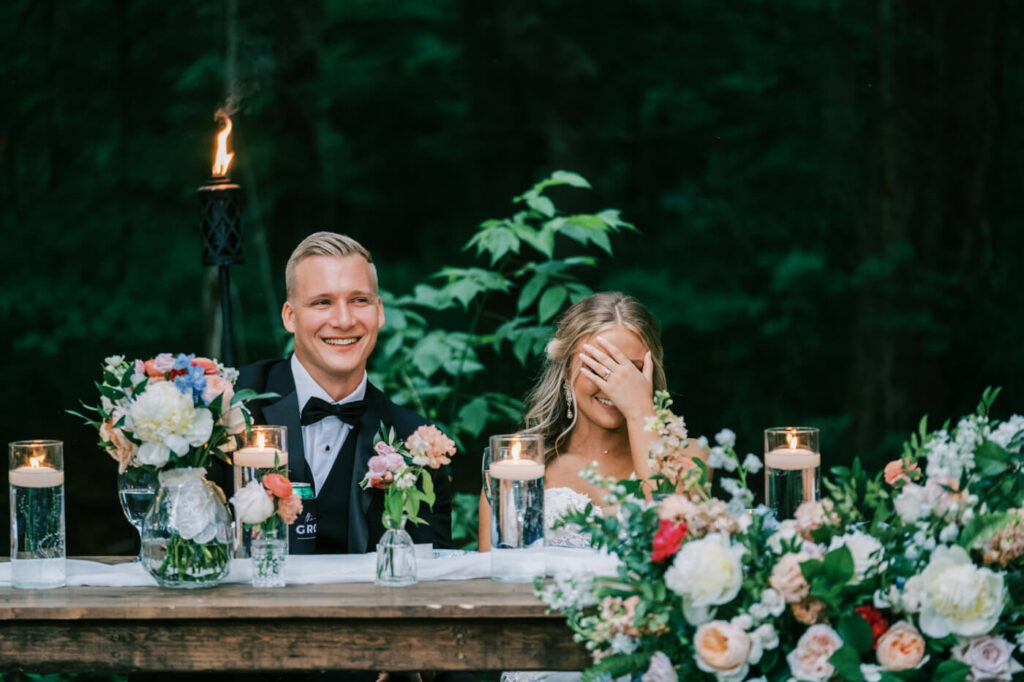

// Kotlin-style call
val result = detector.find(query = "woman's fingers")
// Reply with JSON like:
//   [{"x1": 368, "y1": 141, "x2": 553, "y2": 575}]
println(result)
[{"x1": 594, "y1": 335, "x2": 630, "y2": 365}]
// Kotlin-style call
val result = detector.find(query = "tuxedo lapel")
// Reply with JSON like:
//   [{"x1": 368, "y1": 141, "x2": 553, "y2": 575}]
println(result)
[
  {"x1": 260, "y1": 361, "x2": 308, "y2": 485},
  {"x1": 347, "y1": 384, "x2": 386, "y2": 553}
]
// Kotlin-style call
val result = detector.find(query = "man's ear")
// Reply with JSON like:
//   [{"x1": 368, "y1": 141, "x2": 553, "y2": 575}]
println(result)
[
  {"x1": 282, "y1": 301, "x2": 296, "y2": 333},
  {"x1": 376, "y1": 297, "x2": 385, "y2": 330}
]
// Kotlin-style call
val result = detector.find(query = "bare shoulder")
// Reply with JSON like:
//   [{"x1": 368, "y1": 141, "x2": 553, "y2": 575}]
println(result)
[{"x1": 544, "y1": 452, "x2": 598, "y2": 485}]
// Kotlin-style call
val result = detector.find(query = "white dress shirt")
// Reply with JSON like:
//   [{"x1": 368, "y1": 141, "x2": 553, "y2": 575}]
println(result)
[{"x1": 290, "y1": 354, "x2": 368, "y2": 495}]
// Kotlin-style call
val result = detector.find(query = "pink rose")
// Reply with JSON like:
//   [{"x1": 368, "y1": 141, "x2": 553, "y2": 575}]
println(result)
[
  {"x1": 769, "y1": 552, "x2": 813, "y2": 604},
  {"x1": 374, "y1": 441, "x2": 400, "y2": 457},
  {"x1": 202, "y1": 375, "x2": 235, "y2": 412},
  {"x1": 787, "y1": 624, "x2": 842, "y2": 682},
  {"x1": 694, "y1": 621, "x2": 751, "y2": 679},
  {"x1": 953, "y1": 635, "x2": 1024, "y2": 681},
  {"x1": 134, "y1": 359, "x2": 146, "y2": 375},
  {"x1": 145, "y1": 353, "x2": 175, "y2": 377},
  {"x1": 876, "y1": 621, "x2": 926, "y2": 671},
  {"x1": 368, "y1": 452, "x2": 404, "y2": 475},
  {"x1": 276, "y1": 494, "x2": 303, "y2": 525},
  {"x1": 190, "y1": 356, "x2": 219, "y2": 374}
]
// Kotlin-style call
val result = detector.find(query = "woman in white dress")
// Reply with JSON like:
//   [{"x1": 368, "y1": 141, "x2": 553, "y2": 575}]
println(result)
[{"x1": 479, "y1": 291, "x2": 705, "y2": 549}]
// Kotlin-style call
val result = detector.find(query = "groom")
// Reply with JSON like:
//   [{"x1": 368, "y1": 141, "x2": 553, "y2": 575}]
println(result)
[{"x1": 235, "y1": 231, "x2": 453, "y2": 554}]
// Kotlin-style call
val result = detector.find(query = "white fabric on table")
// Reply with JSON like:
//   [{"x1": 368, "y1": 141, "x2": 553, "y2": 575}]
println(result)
[{"x1": 0, "y1": 547, "x2": 618, "y2": 588}]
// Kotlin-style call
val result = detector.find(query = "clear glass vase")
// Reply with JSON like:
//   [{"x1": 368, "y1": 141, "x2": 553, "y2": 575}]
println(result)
[
  {"x1": 375, "y1": 516, "x2": 417, "y2": 586},
  {"x1": 140, "y1": 467, "x2": 232, "y2": 589},
  {"x1": 116, "y1": 467, "x2": 158, "y2": 561},
  {"x1": 250, "y1": 519, "x2": 288, "y2": 588}
]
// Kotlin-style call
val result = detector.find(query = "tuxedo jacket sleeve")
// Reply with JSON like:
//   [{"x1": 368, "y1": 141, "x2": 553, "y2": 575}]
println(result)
[{"x1": 231, "y1": 357, "x2": 454, "y2": 553}]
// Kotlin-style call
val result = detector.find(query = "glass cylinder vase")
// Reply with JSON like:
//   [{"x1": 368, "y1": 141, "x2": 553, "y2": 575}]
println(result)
[
  {"x1": 233, "y1": 425, "x2": 288, "y2": 558},
  {"x1": 764, "y1": 427, "x2": 821, "y2": 521},
  {"x1": 9, "y1": 440, "x2": 66, "y2": 589},
  {"x1": 140, "y1": 467, "x2": 232, "y2": 588},
  {"x1": 375, "y1": 516, "x2": 416, "y2": 587},
  {"x1": 249, "y1": 520, "x2": 288, "y2": 588}
]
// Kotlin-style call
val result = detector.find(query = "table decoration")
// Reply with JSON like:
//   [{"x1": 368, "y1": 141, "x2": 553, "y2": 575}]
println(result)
[
  {"x1": 70, "y1": 352, "x2": 274, "y2": 588},
  {"x1": 765, "y1": 426, "x2": 821, "y2": 520},
  {"x1": 483, "y1": 433, "x2": 545, "y2": 582},
  {"x1": 230, "y1": 472, "x2": 302, "y2": 587},
  {"x1": 232, "y1": 424, "x2": 287, "y2": 557},
  {"x1": 8, "y1": 439, "x2": 65, "y2": 588},
  {"x1": 538, "y1": 387, "x2": 1024, "y2": 682},
  {"x1": 115, "y1": 466, "x2": 158, "y2": 559},
  {"x1": 359, "y1": 424, "x2": 457, "y2": 586}
]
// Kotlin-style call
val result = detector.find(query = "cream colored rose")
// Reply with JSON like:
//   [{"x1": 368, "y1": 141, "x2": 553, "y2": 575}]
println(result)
[
  {"x1": 953, "y1": 635, "x2": 1024, "y2": 681},
  {"x1": 221, "y1": 404, "x2": 249, "y2": 435},
  {"x1": 905, "y1": 545, "x2": 1005, "y2": 638},
  {"x1": 876, "y1": 621, "x2": 926, "y2": 671},
  {"x1": 664, "y1": 533, "x2": 746, "y2": 625},
  {"x1": 230, "y1": 479, "x2": 274, "y2": 525},
  {"x1": 786, "y1": 624, "x2": 842, "y2": 682},
  {"x1": 769, "y1": 552, "x2": 813, "y2": 604},
  {"x1": 127, "y1": 382, "x2": 195, "y2": 447},
  {"x1": 693, "y1": 620, "x2": 751, "y2": 680}
]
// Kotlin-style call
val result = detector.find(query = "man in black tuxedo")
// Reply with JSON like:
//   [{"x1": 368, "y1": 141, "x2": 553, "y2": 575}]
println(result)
[{"x1": 235, "y1": 231, "x2": 452, "y2": 554}]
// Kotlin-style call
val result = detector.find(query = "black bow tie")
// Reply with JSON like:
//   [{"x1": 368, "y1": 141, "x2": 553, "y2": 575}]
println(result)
[{"x1": 300, "y1": 397, "x2": 369, "y2": 427}]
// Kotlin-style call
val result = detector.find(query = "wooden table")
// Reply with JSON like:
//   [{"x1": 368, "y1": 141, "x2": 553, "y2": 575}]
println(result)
[{"x1": 0, "y1": 568, "x2": 592, "y2": 673}]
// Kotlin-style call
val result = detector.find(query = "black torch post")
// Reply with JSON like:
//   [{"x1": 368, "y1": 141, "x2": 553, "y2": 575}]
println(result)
[{"x1": 198, "y1": 115, "x2": 243, "y2": 367}]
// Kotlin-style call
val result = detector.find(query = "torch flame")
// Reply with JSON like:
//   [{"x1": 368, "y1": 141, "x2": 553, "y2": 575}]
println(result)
[
  {"x1": 212, "y1": 116, "x2": 234, "y2": 177},
  {"x1": 29, "y1": 455, "x2": 43, "y2": 469},
  {"x1": 786, "y1": 430, "x2": 799, "y2": 450},
  {"x1": 510, "y1": 441, "x2": 522, "y2": 461}
]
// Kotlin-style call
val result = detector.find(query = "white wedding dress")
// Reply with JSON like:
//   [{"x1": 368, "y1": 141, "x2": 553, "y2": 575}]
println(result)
[{"x1": 501, "y1": 487, "x2": 595, "y2": 682}]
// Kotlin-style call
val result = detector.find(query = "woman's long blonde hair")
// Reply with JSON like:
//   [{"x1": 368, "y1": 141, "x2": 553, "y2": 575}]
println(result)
[{"x1": 522, "y1": 292, "x2": 666, "y2": 462}]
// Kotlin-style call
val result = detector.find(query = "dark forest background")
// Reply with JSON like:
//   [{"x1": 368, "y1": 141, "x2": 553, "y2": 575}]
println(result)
[{"x1": 2, "y1": 0, "x2": 1021, "y2": 554}]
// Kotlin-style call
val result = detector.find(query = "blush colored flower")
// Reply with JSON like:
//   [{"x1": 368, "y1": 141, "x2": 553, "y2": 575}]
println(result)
[
  {"x1": 190, "y1": 356, "x2": 219, "y2": 374},
  {"x1": 261, "y1": 473, "x2": 293, "y2": 499},
  {"x1": 884, "y1": 458, "x2": 918, "y2": 485},
  {"x1": 404, "y1": 424, "x2": 456, "y2": 468},
  {"x1": 693, "y1": 620, "x2": 751, "y2": 680},
  {"x1": 854, "y1": 605, "x2": 889, "y2": 648},
  {"x1": 875, "y1": 621, "x2": 926, "y2": 671},
  {"x1": 952, "y1": 634, "x2": 1024, "y2": 681},
  {"x1": 791, "y1": 597, "x2": 828, "y2": 625},
  {"x1": 769, "y1": 552, "x2": 813, "y2": 604},
  {"x1": 651, "y1": 519, "x2": 688, "y2": 563},
  {"x1": 202, "y1": 375, "x2": 235, "y2": 412},
  {"x1": 276, "y1": 493, "x2": 303, "y2": 525},
  {"x1": 787, "y1": 624, "x2": 842, "y2": 682},
  {"x1": 145, "y1": 353, "x2": 176, "y2": 377},
  {"x1": 99, "y1": 418, "x2": 137, "y2": 473}
]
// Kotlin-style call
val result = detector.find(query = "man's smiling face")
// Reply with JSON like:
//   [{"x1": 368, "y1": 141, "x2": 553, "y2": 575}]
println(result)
[{"x1": 282, "y1": 254, "x2": 385, "y2": 400}]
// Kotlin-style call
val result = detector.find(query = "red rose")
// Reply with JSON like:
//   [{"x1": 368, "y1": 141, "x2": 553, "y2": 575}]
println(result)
[
  {"x1": 854, "y1": 605, "x2": 890, "y2": 648},
  {"x1": 652, "y1": 519, "x2": 688, "y2": 562}
]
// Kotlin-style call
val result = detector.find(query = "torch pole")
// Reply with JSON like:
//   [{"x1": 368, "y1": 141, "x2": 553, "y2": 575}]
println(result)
[{"x1": 218, "y1": 265, "x2": 235, "y2": 367}]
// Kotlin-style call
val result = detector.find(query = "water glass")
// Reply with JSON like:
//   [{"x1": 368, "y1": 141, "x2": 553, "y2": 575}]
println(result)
[{"x1": 9, "y1": 440, "x2": 66, "y2": 589}]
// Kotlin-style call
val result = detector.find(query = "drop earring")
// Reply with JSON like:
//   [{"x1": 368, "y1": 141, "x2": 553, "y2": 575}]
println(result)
[{"x1": 563, "y1": 381, "x2": 574, "y2": 419}]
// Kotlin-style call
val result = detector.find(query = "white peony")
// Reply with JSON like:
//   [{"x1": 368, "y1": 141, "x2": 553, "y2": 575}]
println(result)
[
  {"x1": 127, "y1": 382, "x2": 196, "y2": 448},
  {"x1": 903, "y1": 544, "x2": 1005, "y2": 638},
  {"x1": 665, "y1": 533, "x2": 747, "y2": 625},
  {"x1": 230, "y1": 479, "x2": 274, "y2": 525},
  {"x1": 137, "y1": 442, "x2": 171, "y2": 467},
  {"x1": 828, "y1": 530, "x2": 886, "y2": 583}
]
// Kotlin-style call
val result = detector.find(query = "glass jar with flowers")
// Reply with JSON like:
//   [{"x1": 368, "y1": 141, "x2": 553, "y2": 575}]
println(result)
[
  {"x1": 230, "y1": 472, "x2": 303, "y2": 587},
  {"x1": 360, "y1": 424, "x2": 457, "y2": 586}
]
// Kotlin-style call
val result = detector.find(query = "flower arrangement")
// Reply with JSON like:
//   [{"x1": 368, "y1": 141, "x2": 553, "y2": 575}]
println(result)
[
  {"x1": 71, "y1": 352, "x2": 274, "y2": 587},
  {"x1": 359, "y1": 424, "x2": 457, "y2": 531},
  {"x1": 539, "y1": 387, "x2": 1024, "y2": 682},
  {"x1": 231, "y1": 472, "x2": 303, "y2": 583}
]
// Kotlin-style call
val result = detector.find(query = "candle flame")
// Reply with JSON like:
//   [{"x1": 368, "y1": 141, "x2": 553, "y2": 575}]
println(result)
[
  {"x1": 29, "y1": 455, "x2": 43, "y2": 469},
  {"x1": 787, "y1": 430, "x2": 799, "y2": 450},
  {"x1": 510, "y1": 441, "x2": 522, "y2": 461},
  {"x1": 212, "y1": 115, "x2": 234, "y2": 177},
  {"x1": 256, "y1": 433, "x2": 266, "y2": 449}
]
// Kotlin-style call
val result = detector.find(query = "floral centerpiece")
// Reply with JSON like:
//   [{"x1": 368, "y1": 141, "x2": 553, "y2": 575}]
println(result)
[
  {"x1": 539, "y1": 388, "x2": 1024, "y2": 682},
  {"x1": 359, "y1": 424, "x2": 456, "y2": 585},
  {"x1": 231, "y1": 472, "x2": 303, "y2": 587},
  {"x1": 72, "y1": 352, "x2": 272, "y2": 587}
]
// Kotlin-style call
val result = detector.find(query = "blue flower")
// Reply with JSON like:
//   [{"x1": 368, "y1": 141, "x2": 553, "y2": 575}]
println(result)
[
  {"x1": 173, "y1": 364, "x2": 207, "y2": 404},
  {"x1": 173, "y1": 353, "x2": 195, "y2": 371}
]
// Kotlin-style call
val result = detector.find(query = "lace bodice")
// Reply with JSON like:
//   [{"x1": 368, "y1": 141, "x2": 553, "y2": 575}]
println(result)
[{"x1": 544, "y1": 487, "x2": 596, "y2": 549}]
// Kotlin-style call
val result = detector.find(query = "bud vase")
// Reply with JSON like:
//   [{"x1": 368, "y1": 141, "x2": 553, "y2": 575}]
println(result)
[
  {"x1": 375, "y1": 516, "x2": 416, "y2": 586},
  {"x1": 140, "y1": 467, "x2": 232, "y2": 589},
  {"x1": 250, "y1": 519, "x2": 288, "y2": 588}
]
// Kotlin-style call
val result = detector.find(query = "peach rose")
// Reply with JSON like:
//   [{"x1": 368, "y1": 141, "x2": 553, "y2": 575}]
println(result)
[
  {"x1": 202, "y1": 374, "x2": 235, "y2": 412},
  {"x1": 190, "y1": 356, "x2": 219, "y2": 374},
  {"x1": 769, "y1": 552, "x2": 812, "y2": 603},
  {"x1": 876, "y1": 621, "x2": 926, "y2": 671},
  {"x1": 99, "y1": 418, "x2": 137, "y2": 473},
  {"x1": 884, "y1": 459, "x2": 919, "y2": 485},
  {"x1": 787, "y1": 624, "x2": 842, "y2": 682},
  {"x1": 404, "y1": 424, "x2": 456, "y2": 468},
  {"x1": 791, "y1": 597, "x2": 828, "y2": 625},
  {"x1": 261, "y1": 473, "x2": 293, "y2": 498},
  {"x1": 276, "y1": 494, "x2": 303, "y2": 524},
  {"x1": 694, "y1": 620, "x2": 751, "y2": 679}
]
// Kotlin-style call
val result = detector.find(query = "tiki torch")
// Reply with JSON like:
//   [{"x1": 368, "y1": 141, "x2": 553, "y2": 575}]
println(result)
[{"x1": 198, "y1": 114, "x2": 243, "y2": 366}]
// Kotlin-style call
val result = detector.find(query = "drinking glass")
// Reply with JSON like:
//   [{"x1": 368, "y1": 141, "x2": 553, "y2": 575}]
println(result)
[{"x1": 117, "y1": 467, "x2": 158, "y2": 560}]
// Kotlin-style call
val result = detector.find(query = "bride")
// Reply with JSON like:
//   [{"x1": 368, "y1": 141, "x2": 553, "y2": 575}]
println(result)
[{"x1": 479, "y1": 291, "x2": 705, "y2": 550}]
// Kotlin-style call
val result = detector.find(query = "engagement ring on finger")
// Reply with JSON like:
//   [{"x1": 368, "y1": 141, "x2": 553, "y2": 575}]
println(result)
[{"x1": 603, "y1": 369, "x2": 611, "y2": 379}]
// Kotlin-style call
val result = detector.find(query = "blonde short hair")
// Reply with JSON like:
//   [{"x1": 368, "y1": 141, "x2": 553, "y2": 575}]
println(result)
[{"x1": 285, "y1": 231, "x2": 378, "y2": 300}]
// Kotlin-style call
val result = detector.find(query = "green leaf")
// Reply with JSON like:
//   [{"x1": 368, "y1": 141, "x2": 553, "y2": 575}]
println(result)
[
  {"x1": 958, "y1": 511, "x2": 1010, "y2": 549},
  {"x1": 550, "y1": 170, "x2": 591, "y2": 188},
  {"x1": 527, "y1": 194, "x2": 556, "y2": 218},
  {"x1": 457, "y1": 397, "x2": 490, "y2": 437},
  {"x1": 828, "y1": 646, "x2": 865, "y2": 682},
  {"x1": 411, "y1": 333, "x2": 452, "y2": 377},
  {"x1": 537, "y1": 285, "x2": 568, "y2": 323},
  {"x1": 823, "y1": 544, "x2": 855, "y2": 585},
  {"x1": 837, "y1": 613, "x2": 875, "y2": 655},
  {"x1": 974, "y1": 440, "x2": 1010, "y2": 477},
  {"x1": 472, "y1": 226, "x2": 521, "y2": 265},
  {"x1": 934, "y1": 660, "x2": 970, "y2": 682},
  {"x1": 517, "y1": 273, "x2": 549, "y2": 312}
]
